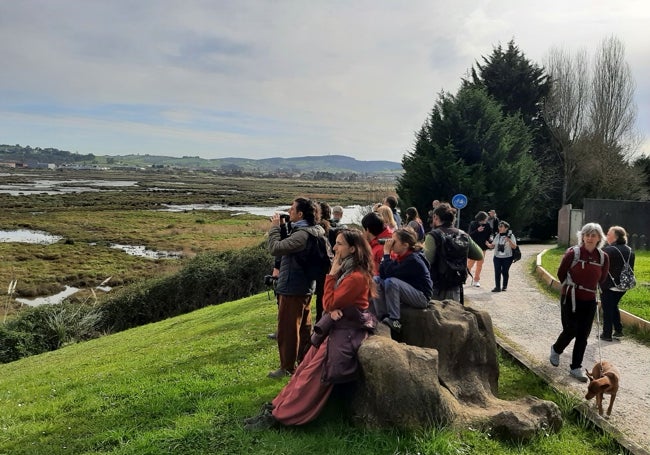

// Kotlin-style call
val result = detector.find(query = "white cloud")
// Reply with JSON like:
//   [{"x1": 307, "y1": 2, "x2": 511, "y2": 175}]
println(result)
[{"x1": 0, "y1": 0, "x2": 648, "y2": 161}]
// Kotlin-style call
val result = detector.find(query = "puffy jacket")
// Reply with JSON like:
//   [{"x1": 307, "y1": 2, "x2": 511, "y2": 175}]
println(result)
[
  {"x1": 268, "y1": 224, "x2": 326, "y2": 295},
  {"x1": 379, "y1": 250, "x2": 433, "y2": 299}
]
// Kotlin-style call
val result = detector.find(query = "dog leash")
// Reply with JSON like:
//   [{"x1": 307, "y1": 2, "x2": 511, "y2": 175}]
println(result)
[{"x1": 595, "y1": 292, "x2": 603, "y2": 365}]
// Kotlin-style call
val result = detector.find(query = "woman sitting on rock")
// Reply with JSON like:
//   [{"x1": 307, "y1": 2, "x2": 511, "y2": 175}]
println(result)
[
  {"x1": 371, "y1": 227, "x2": 433, "y2": 334},
  {"x1": 244, "y1": 229, "x2": 377, "y2": 430}
]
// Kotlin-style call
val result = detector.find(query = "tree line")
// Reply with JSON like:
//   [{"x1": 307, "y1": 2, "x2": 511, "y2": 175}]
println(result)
[{"x1": 397, "y1": 37, "x2": 649, "y2": 239}]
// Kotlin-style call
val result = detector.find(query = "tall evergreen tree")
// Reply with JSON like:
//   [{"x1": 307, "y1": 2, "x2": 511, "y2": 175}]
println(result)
[
  {"x1": 397, "y1": 85, "x2": 540, "y2": 231},
  {"x1": 466, "y1": 40, "x2": 557, "y2": 238}
]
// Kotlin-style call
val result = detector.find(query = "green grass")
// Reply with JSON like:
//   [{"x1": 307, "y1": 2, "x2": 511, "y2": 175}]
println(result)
[{"x1": 0, "y1": 293, "x2": 627, "y2": 454}]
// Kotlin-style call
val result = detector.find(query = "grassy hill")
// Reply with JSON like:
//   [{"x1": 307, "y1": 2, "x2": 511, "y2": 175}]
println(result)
[
  {"x1": 0, "y1": 144, "x2": 402, "y2": 174},
  {"x1": 0, "y1": 293, "x2": 624, "y2": 454}
]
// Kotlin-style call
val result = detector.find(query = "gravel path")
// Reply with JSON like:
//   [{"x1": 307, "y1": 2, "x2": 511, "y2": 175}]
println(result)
[{"x1": 464, "y1": 244, "x2": 650, "y2": 454}]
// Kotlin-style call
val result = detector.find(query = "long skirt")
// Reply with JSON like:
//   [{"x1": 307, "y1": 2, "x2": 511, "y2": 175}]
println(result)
[{"x1": 272, "y1": 338, "x2": 333, "y2": 425}]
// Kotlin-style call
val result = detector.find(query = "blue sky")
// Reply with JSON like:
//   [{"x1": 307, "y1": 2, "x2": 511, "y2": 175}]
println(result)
[{"x1": 1, "y1": 1, "x2": 648, "y2": 162}]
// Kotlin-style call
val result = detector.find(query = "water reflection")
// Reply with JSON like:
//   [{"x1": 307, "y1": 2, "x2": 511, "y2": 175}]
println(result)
[
  {"x1": 159, "y1": 203, "x2": 369, "y2": 225},
  {"x1": 110, "y1": 244, "x2": 183, "y2": 259},
  {"x1": 0, "y1": 179, "x2": 137, "y2": 195},
  {"x1": 16, "y1": 285, "x2": 80, "y2": 307},
  {"x1": 0, "y1": 229, "x2": 63, "y2": 244}
]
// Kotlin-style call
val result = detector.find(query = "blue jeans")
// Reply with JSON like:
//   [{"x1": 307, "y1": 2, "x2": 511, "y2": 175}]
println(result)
[{"x1": 372, "y1": 276, "x2": 429, "y2": 320}]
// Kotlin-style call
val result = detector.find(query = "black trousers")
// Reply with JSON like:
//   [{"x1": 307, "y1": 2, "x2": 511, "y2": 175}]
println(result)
[
  {"x1": 601, "y1": 288, "x2": 625, "y2": 336},
  {"x1": 552, "y1": 296, "x2": 597, "y2": 370}
]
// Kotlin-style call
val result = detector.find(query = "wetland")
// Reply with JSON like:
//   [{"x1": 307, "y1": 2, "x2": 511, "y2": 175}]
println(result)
[{"x1": 0, "y1": 168, "x2": 393, "y2": 317}]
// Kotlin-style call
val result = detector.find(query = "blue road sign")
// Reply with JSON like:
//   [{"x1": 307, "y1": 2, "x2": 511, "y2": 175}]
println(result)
[{"x1": 452, "y1": 193, "x2": 468, "y2": 210}]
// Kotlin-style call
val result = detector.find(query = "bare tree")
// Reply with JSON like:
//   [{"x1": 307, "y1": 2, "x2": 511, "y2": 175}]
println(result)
[
  {"x1": 589, "y1": 36, "x2": 639, "y2": 157},
  {"x1": 542, "y1": 36, "x2": 643, "y2": 205},
  {"x1": 543, "y1": 46, "x2": 589, "y2": 204}
]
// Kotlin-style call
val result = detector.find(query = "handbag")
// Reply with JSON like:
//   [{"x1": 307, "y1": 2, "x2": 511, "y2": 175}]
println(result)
[{"x1": 512, "y1": 245, "x2": 522, "y2": 262}]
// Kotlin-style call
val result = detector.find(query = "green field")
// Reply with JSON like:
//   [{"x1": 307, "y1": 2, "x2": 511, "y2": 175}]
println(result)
[{"x1": 0, "y1": 292, "x2": 625, "y2": 455}]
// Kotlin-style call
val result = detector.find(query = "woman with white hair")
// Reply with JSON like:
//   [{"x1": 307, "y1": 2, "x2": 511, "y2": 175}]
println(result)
[{"x1": 549, "y1": 223, "x2": 610, "y2": 382}]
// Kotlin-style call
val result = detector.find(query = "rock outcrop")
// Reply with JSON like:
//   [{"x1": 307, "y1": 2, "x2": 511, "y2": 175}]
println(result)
[{"x1": 353, "y1": 299, "x2": 562, "y2": 442}]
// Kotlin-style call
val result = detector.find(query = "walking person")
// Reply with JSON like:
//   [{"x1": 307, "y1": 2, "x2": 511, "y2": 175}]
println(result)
[
  {"x1": 244, "y1": 229, "x2": 377, "y2": 430},
  {"x1": 467, "y1": 211, "x2": 493, "y2": 287},
  {"x1": 549, "y1": 223, "x2": 610, "y2": 382},
  {"x1": 600, "y1": 226, "x2": 636, "y2": 341},
  {"x1": 267, "y1": 197, "x2": 327, "y2": 379},
  {"x1": 487, "y1": 221, "x2": 517, "y2": 292},
  {"x1": 372, "y1": 227, "x2": 433, "y2": 334}
]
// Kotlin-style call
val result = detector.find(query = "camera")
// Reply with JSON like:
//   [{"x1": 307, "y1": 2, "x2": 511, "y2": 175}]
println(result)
[
  {"x1": 378, "y1": 238, "x2": 390, "y2": 244},
  {"x1": 264, "y1": 274, "x2": 278, "y2": 286}
]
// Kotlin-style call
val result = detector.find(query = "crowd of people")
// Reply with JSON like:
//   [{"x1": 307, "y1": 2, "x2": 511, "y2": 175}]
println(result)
[{"x1": 246, "y1": 195, "x2": 637, "y2": 430}]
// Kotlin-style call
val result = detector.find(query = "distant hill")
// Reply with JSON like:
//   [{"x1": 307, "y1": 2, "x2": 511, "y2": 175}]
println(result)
[{"x1": 0, "y1": 145, "x2": 402, "y2": 174}]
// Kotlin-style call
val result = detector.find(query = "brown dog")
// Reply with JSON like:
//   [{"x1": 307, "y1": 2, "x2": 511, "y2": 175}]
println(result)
[{"x1": 585, "y1": 361, "x2": 620, "y2": 416}]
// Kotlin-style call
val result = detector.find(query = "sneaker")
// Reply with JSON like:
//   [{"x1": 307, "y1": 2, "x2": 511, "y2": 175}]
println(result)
[
  {"x1": 267, "y1": 368, "x2": 291, "y2": 379},
  {"x1": 244, "y1": 413, "x2": 277, "y2": 431},
  {"x1": 599, "y1": 333, "x2": 613, "y2": 342},
  {"x1": 501, "y1": 287, "x2": 507, "y2": 291},
  {"x1": 570, "y1": 367, "x2": 588, "y2": 382},
  {"x1": 491, "y1": 287, "x2": 501, "y2": 292},
  {"x1": 473, "y1": 282, "x2": 481, "y2": 287},
  {"x1": 613, "y1": 331, "x2": 624, "y2": 338},
  {"x1": 381, "y1": 317, "x2": 402, "y2": 333},
  {"x1": 549, "y1": 346, "x2": 560, "y2": 367},
  {"x1": 267, "y1": 332, "x2": 277, "y2": 340}
]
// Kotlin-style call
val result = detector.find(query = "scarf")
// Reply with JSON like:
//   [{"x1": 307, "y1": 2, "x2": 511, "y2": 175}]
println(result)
[{"x1": 335, "y1": 255, "x2": 356, "y2": 288}]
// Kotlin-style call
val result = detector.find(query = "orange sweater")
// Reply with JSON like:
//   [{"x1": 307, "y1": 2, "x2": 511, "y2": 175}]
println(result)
[{"x1": 323, "y1": 270, "x2": 370, "y2": 312}]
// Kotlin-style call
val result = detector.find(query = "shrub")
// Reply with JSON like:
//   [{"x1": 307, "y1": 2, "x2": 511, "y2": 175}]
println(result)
[
  {"x1": 98, "y1": 242, "x2": 273, "y2": 332},
  {"x1": 0, "y1": 242, "x2": 274, "y2": 363}
]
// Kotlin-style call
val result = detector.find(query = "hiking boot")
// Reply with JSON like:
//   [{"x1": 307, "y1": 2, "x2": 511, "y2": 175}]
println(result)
[
  {"x1": 549, "y1": 346, "x2": 560, "y2": 367},
  {"x1": 570, "y1": 368, "x2": 588, "y2": 382},
  {"x1": 613, "y1": 330, "x2": 624, "y2": 338},
  {"x1": 599, "y1": 333, "x2": 613, "y2": 342},
  {"x1": 244, "y1": 413, "x2": 277, "y2": 431},
  {"x1": 267, "y1": 368, "x2": 291, "y2": 379},
  {"x1": 381, "y1": 317, "x2": 402, "y2": 333},
  {"x1": 491, "y1": 287, "x2": 501, "y2": 292}
]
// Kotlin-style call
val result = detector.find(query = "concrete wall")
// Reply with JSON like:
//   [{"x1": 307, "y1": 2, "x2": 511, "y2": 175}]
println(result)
[
  {"x1": 558, "y1": 199, "x2": 649, "y2": 250},
  {"x1": 557, "y1": 204, "x2": 585, "y2": 247}
]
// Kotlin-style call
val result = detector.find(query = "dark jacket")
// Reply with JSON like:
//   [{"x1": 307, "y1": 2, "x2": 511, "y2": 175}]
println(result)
[
  {"x1": 268, "y1": 224, "x2": 326, "y2": 295},
  {"x1": 379, "y1": 250, "x2": 433, "y2": 299},
  {"x1": 602, "y1": 243, "x2": 635, "y2": 289},
  {"x1": 310, "y1": 306, "x2": 377, "y2": 384},
  {"x1": 468, "y1": 221, "x2": 492, "y2": 251}
]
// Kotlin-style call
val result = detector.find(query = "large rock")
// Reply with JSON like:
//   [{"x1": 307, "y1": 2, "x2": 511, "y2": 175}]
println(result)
[{"x1": 353, "y1": 299, "x2": 562, "y2": 442}]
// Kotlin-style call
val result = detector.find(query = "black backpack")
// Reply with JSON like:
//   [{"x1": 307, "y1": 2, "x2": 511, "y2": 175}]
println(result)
[
  {"x1": 429, "y1": 227, "x2": 470, "y2": 289},
  {"x1": 296, "y1": 233, "x2": 334, "y2": 281}
]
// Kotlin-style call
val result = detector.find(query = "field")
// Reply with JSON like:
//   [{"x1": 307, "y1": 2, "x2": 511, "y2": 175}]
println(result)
[{"x1": 1, "y1": 168, "x2": 393, "y2": 316}]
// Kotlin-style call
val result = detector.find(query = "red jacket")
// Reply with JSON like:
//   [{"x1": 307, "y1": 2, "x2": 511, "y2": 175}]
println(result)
[
  {"x1": 558, "y1": 246, "x2": 610, "y2": 301},
  {"x1": 368, "y1": 227, "x2": 393, "y2": 275}
]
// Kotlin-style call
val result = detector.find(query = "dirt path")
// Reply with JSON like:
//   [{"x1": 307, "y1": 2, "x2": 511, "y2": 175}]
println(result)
[{"x1": 464, "y1": 244, "x2": 650, "y2": 454}]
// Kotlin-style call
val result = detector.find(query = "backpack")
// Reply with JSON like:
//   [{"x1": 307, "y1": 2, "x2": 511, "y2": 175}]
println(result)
[
  {"x1": 429, "y1": 228, "x2": 470, "y2": 289},
  {"x1": 609, "y1": 246, "x2": 636, "y2": 291},
  {"x1": 561, "y1": 246, "x2": 605, "y2": 312},
  {"x1": 296, "y1": 233, "x2": 334, "y2": 281}
]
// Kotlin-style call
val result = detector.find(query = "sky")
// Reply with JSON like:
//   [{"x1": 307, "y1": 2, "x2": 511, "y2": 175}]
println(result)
[{"x1": 1, "y1": 1, "x2": 649, "y2": 163}]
